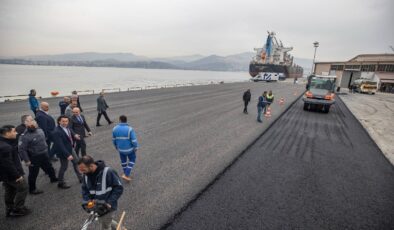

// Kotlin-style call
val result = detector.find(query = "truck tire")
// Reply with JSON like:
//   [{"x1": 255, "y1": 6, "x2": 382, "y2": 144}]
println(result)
[
  {"x1": 303, "y1": 103, "x2": 309, "y2": 111},
  {"x1": 323, "y1": 105, "x2": 330, "y2": 113}
]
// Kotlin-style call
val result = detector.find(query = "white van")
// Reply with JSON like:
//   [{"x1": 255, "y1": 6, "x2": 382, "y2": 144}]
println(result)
[{"x1": 251, "y1": 72, "x2": 281, "y2": 82}]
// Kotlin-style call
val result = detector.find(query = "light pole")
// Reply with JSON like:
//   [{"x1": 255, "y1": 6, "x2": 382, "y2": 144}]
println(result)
[{"x1": 311, "y1": 41, "x2": 319, "y2": 75}]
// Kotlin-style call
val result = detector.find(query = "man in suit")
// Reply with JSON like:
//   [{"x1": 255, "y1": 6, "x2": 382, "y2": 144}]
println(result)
[
  {"x1": 35, "y1": 102, "x2": 57, "y2": 161},
  {"x1": 70, "y1": 107, "x2": 92, "y2": 157},
  {"x1": 96, "y1": 92, "x2": 113, "y2": 126},
  {"x1": 51, "y1": 115, "x2": 83, "y2": 189}
]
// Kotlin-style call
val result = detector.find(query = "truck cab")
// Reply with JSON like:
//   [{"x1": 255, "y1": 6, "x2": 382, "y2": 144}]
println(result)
[{"x1": 303, "y1": 75, "x2": 336, "y2": 113}]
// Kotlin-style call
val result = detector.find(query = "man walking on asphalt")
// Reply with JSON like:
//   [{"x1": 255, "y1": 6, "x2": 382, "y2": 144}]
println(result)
[
  {"x1": 65, "y1": 101, "x2": 78, "y2": 118},
  {"x1": 28, "y1": 89, "x2": 39, "y2": 117},
  {"x1": 97, "y1": 92, "x2": 113, "y2": 126},
  {"x1": 51, "y1": 115, "x2": 83, "y2": 189},
  {"x1": 16, "y1": 115, "x2": 29, "y2": 141},
  {"x1": 70, "y1": 107, "x2": 92, "y2": 157},
  {"x1": 0, "y1": 125, "x2": 30, "y2": 217},
  {"x1": 266, "y1": 90, "x2": 275, "y2": 107},
  {"x1": 112, "y1": 115, "x2": 139, "y2": 182},
  {"x1": 59, "y1": 96, "x2": 70, "y2": 115},
  {"x1": 243, "y1": 89, "x2": 251, "y2": 114},
  {"x1": 18, "y1": 116, "x2": 58, "y2": 194},
  {"x1": 79, "y1": 155, "x2": 123, "y2": 230},
  {"x1": 257, "y1": 91, "x2": 268, "y2": 123},
  {"x1": 71, "y1": 90, "x2": 83, "y2": 112},
  {"x1": 35, "y1": 102, "x2": 57, "y2": 162}
]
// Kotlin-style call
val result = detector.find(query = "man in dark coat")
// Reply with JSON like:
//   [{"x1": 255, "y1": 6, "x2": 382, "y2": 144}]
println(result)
[
  {"x1": 18, "y1": 118, "x2": 58, "y2": 194},
  {"x1": 96, "y1": 92, "x2": 113, "y2": 126},
  {"x1": 58, "y1": 97, "x2": 70, "y2": 115},
  {"x1": 243, "y1": 89, "x2": 251, "y2": 114},
  {"x1": 51, "y1": 115, "x2": 83, "y2": 189},
  {"x1": 70, "y1": 107, "x2": 92, "y2": 157},
  {"x1": 71, "y1": 90, "x2": 83, "y2": 112},
  {"x1": 16, "y1": 115, "x2": 29, "y2": 141},
  {"x1": 35, "y1": 102, "x2": 57, "y2": 161},
  {"x1": 0, "y1": 125, "x2": 30, "y2": 217}
]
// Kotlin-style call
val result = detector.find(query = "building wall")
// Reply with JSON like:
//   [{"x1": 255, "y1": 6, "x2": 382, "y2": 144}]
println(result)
[{"x1": 314, "y1": 63, "x2": 330, "y2": 75}]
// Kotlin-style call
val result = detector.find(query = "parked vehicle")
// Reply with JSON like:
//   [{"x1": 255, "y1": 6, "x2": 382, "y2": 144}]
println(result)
[
  {"x1": 353, "y1": 79, "x2": 377, "y2": 94},
  {"x1": 251, "y1": 72, "x2": 281, "y2": 82},
  {"x1": 303, "y1": 75, "x2": 336, "y2": 113}
]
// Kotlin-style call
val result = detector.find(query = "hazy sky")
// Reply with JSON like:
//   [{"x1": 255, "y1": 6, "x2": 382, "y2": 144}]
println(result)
[{"x1": 0, "y1": 0, "x2": 393, "y2": 61}]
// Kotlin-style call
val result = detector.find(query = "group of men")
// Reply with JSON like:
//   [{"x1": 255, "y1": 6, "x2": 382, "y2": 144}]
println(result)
[
  {"x1": 243, "y1": 89, "x2": 275, "y2": 123},
  {"x1": 1, "y1": 89, "x2": 140, "y2": 229}
]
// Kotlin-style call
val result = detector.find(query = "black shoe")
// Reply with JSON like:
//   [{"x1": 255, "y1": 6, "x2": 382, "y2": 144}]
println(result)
[
  {"x1": 29, "y1": 189, "x2": 44, "y2": 195},
  {"x1": 58, "y1": 183, "x2": 71, "y2": 189},
  {"x1": 5, "y1": 208, "x2": 12, "y2": 217},
  {"x1": 108, "y1": 121, "x2": 113, "y2": 125},
  {"x1": 50, "y1": 177, "x2": 59, "y2": 183},
  {"x1": 7, "y1": 208, "x2": 31, "y2": 217},
  {"x1": 96, "y1": 124, "x2": 102, "y2": 127}
]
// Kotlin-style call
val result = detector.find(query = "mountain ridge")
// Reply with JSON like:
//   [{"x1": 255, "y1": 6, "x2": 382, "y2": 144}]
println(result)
[{"x1": 0, "y1": 52, "x2": 312, "y2": 72}]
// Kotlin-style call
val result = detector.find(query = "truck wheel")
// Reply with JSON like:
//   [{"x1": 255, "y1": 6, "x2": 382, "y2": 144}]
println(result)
[
  {"x1": 323, "y1": 105, "x2": 330, "y2": 113},
  {"x1": 303, "y1": 103, "x2": 309, "y2": 110}
]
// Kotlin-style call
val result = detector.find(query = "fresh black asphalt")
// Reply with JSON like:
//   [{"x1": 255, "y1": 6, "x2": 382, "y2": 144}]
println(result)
[
  {"x1": 0, "y1": 82, "x2": 305, "y2": 230},
  {"x1": 165, "y1": 96, "x2": 394, "y2": 230}
]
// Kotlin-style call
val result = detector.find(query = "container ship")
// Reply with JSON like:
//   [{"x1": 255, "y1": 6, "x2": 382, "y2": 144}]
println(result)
[{"x1": 249, "y1": 31, "x2": 303, "y2": 80}]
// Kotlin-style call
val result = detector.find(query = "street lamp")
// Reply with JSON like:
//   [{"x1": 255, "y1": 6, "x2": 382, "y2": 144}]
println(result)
[{"x1": 311, "y1": 41, "x2": 319, "y2": 74}]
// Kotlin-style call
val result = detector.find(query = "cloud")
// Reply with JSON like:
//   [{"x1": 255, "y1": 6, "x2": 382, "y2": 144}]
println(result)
[{"x1": 0, "y1": 0, "x2": 393, "y2": 60}]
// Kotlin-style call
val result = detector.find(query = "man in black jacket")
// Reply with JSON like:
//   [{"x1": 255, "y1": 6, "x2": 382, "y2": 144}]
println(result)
[
  {"x1": 243, "y1": 89, "x2": 251, "y2": 114},
  {"x1": 35, "y1": 102, "x2": 57, "y2": 161},
  {"x1": 51, "y1": 115, "x2": 83, "y2": 189},
  {"x1": 0, "y1": 125, "x2": 30, "y2": 217},
  {"x1": 79, "y1": 155, "x2": 123, "y2": 230},
  {"x1": 70, "y1": 107, "x2": 92, "y2": 157},
  {"x1": 18, "y1": 117, "x2": 58, "y2": 194}
]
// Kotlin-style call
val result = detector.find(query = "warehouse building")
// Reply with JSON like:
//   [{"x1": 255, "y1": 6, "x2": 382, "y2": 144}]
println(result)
[{"x1": 314, "y1": 54, "x2": 394, "y2": 93}]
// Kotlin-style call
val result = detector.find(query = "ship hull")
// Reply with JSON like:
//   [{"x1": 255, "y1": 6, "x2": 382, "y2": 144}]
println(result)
[{"x1": 249, "y1": 63, "x2": 303, "y2": 79}]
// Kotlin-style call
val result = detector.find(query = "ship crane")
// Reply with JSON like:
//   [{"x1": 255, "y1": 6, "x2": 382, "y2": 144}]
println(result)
[{"x1": 249, "y1": 31, "x2": 304, "y2": 79}]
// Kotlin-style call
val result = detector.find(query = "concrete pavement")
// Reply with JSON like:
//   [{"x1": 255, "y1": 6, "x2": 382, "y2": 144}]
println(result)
[{"x1": 340, "y1": 92, "x2": 394, "y2": 165}]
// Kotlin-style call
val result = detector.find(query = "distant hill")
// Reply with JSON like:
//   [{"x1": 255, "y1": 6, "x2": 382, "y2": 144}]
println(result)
[
  {"x1": 23, "y1": 52, "x2": 149, "y2": 62},
  {"x1": 1, "y1": 52, "x2": 311, "y2": 73}
]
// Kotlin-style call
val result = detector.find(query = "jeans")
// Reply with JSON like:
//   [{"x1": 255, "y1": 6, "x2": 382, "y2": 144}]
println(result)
[
  {"x1": 58, "y1": 150, "x2": 82, "y2": 183},
  {"x1": 257, "y1": 106, "x2": 263, "y2": 122},
  {"x1": 119, "y1": 151, "x2": 136, "y2": 176},
  {"x1": 3, "y1": 178, "x2": 28, "y2": 211}
]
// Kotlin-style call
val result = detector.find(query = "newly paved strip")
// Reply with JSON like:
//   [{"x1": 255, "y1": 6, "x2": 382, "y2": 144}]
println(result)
[
  {"x1": 0, "y1": 82, "x2": 304, "y2": 230},
  {"x1": 340, "y1": 92, "x2": 394, "y2": 165},
  {"x1": 166, "y1": 97, "x2": 394, "y2": 230}
]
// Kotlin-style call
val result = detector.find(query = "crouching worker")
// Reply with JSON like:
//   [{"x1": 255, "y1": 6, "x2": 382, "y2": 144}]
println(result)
[{"x1": 79, "y1": 155, "x2": 123, "y2": 230}]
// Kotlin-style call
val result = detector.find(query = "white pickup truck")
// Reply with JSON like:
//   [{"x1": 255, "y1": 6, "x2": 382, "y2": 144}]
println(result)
[{"x1": 251, "y1": 72, "x2": 281, "y2": 82}]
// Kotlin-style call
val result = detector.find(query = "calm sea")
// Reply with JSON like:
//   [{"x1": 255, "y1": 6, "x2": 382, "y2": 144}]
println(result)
[{"x1": 0, "y1": 64, "x2": 248, "y2": 101}]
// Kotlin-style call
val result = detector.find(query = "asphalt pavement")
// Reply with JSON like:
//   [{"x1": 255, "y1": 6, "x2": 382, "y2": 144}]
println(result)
[
  {"x1": 0, "y1": 82, "x2": 304, "y2": 230},
  {"x1": 166, "y1": 97, "x2": 394, "y2": 230}
]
